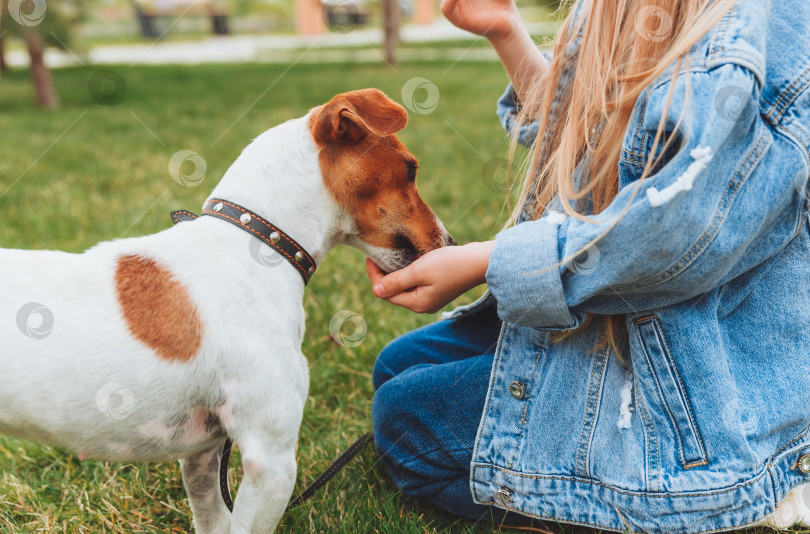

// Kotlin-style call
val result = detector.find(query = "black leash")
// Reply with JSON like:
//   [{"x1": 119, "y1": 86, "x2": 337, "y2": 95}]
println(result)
[
  {"x1": 171, "y1": 202, "x2": 372, "y2": 513},
  {"x1": 218, "y1": 434, "x2": 375, "y2": 513}
]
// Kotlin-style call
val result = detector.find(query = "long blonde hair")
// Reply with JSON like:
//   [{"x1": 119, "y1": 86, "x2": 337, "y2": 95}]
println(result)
[{"x1": 510, "y1": 0, "x2": 736, "y2": 357}]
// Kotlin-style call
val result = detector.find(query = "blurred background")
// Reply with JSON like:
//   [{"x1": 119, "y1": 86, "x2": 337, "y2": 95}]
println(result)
[{"x1": 0, "y1": 1, "x2": 572, "y2": 533}]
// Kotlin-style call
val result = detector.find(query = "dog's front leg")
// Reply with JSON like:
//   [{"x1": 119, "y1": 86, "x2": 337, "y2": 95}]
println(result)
[
  {"x1": 229, "y1": 434, "x2": 297, "y2": 534},
  {"x1": 181, "y1": 440, "x2": 233, "y2": 534}
]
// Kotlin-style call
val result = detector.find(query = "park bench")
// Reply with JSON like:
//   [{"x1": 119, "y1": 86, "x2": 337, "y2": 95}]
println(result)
[{"x1": 132, "y1": 0, "x2": 230, "y2": 38}]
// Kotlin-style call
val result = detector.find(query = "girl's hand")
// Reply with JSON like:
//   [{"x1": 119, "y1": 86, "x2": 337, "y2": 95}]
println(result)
[
  {"x1": 366, "y1": 241, "x2": 495, "y2": 314},
  {"x1": 440, "y1": 0, "x2": 549, "y2": 99},
  {"x1": 440, "y1": 0, "x2": 521, "y2": 41}
]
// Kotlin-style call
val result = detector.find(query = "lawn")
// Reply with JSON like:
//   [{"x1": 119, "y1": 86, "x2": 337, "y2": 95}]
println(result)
[
  {"x1": 0, "y1": 61, "x2": 796, "y2": 534},
  {"x1": 0, "y1": 60, "x2": 526, "y2": 533}
]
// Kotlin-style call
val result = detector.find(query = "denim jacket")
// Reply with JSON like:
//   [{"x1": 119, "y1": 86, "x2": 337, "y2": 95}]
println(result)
[{"x1": 448, "y1": 1, "x2": 810, "y2": 531}]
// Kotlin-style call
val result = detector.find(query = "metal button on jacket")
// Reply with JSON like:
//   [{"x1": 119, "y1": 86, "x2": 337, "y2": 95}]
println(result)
[
  {"x1": 509, "y1": 381, "x2": 526, "y2": 400},
  {"x1": 798, "y1": 454, "x2": 810, "y2": 474}
]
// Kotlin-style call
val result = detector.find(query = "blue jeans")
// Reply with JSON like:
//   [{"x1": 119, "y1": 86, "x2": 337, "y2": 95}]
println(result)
[{"x1": 371, "y1": 307, "x2": 533, "y2": 526}]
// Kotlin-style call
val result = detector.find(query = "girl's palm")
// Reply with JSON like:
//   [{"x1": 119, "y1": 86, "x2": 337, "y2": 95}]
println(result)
[{"x1": 440, "y1": 0, "x2": 518, "y2": 40}]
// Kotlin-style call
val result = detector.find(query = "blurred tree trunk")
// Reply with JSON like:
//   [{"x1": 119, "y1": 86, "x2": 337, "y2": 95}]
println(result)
[
  {"x1": 24, "y1": 32, "x2": 59, "y2": 109},
  {"x1": 0, "y1": 0, "x2": 6, "y2": 74},
  {"x1": 0, "y1": 33, "x2": 7, "y2": 74},
  {"x1": 382, "y1": 0, "x2": 400, "y2": 66}
]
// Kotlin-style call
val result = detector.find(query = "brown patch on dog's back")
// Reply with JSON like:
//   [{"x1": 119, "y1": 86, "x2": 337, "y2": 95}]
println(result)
[{"x1": 115, "y1": 255, "x2": 202, "y2": 362}]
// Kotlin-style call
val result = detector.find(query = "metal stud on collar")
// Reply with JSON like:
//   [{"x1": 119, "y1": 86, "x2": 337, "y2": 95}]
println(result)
[{"x1": 190, "y1": 197, "x2": 317, "y2": 285}]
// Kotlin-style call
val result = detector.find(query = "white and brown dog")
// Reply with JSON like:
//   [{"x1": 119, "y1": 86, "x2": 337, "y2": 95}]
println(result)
[{"x1": 0, "y1": 89, "x2": 453, "y2": 533}]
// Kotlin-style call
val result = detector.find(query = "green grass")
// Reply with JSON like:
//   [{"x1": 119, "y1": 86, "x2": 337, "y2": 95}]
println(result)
[
  {"x1": 0, "y1": 62, "x2": 800, "y2": 534},
  {"x1": 0, "y1": 61, "x2": 526, "y2": 533}
]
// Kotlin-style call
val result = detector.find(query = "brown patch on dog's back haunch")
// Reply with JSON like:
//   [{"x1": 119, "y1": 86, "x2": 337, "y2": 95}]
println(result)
[{"x1": 115, "y1": 255, "x2": 202, "y2": 362}]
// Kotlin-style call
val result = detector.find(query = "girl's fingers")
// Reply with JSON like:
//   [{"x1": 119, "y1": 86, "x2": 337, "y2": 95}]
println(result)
[
  {"x1": 365, "y1": 257, "x2": 384, "y2": 284},
  {"x1": 372, "y1": 264, "x2": 420, "y2": 298},
  {"x1": 382, "y1": 290, "x2": 423, "y2": 310},
  {"x1": 366, "y1": 257, "x2": 419, "y2": 298}
]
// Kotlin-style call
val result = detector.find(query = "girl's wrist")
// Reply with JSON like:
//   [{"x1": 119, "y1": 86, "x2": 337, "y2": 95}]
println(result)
[
  {"x1": 465, "y1": 240, "x2": 495, "y2": 286},
  {"x1": 486, "y1": 11, "x2": 525, "y2": 48}
]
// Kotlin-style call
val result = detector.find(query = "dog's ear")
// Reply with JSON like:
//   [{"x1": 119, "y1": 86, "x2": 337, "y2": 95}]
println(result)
[{"x1": 312, "y1": 89, "x2": 408, "y2": 146}]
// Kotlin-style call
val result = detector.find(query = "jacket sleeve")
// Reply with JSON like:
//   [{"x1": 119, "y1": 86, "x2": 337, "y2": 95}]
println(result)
[
  {"x1": 486, "y1": 62, "x2": 806, "y2": 330},
  {"x1": 496, "y1": 52, "x2": 553, "y2": 148},
  {"x1": 497, "y1": 83, "x2": 539, "y2": 148}
]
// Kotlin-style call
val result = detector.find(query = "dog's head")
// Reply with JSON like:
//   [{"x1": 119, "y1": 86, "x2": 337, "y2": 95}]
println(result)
[{"x1": 308, "y1": 89, "x2": 455, "y2": 273}]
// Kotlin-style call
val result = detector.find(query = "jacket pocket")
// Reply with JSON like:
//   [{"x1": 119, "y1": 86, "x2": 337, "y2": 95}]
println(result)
[{"x1": 633, "y1": 315, "x2": 708, "y2": 469}]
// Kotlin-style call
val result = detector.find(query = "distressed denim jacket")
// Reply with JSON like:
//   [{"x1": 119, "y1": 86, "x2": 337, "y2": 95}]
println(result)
[{"x1": 448, "y1": 1, "x2": 810, "y2": 532}]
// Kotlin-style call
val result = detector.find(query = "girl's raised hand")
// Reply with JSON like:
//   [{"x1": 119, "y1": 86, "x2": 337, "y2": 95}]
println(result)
[{"x1": 440, "y1": 0, "x2": 521, "y2": 41}]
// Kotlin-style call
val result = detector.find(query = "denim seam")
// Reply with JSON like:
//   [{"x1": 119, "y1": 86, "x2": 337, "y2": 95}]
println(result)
[
  {"x1": 397, "y1": 447, "x2": 475, "y2": 470},
  {"x1": 506, "y1": 335, "x2": 546, "y2": 471},
  {"x1": 473, "y1": 458, "x2": 759, "y2": 498},
  {"x1": 770, "y1": 119, "x2": 810, "y2": 243},
  {"x1": 575, "y1": 345, "x2": 601, "y2": 477},
  {"x1": 628, "y1": 93, "x2": 651, "y2": 161},
  {"x1": 575, "y1": 347, "x2": 609, "y2": 478},
  {"x1": 471, "y1": 443, "x2": 810, "y2": 534},
  {"x1": 635, "y1": 385, "x2": 662, "y2": 493},
  {"x1": 621, "y1": 149, "x2": 649, "y2": 161},
  {"x1": 652, "y1": 318, "x2": 709, "y2": 466},
  {"x1": 471, "y1": 427, "x2": 810, "y2": 498},
  {"x1": 467, "y1": 497, "x2": 647, "y2": 534},
  {"x1": 772, "y1": 114, "x2": 810, "y2": 175},
  {"x1": 634, "y1": 319, "x2": 690, "y2": 468},
  {"x1": 470, "y1": 474, "x2": 787, "y2": 534},
  {"x1": 766, "y1": 64, "x2": 810, "y2": 124},
  {"x1": 585, "y1": 348, "x2": 610, "y2": 477},
  {"x1": 711, "y1": 4, "x2": 734, "y2": 60},
  {"x1": 472, "y1": 321, "x2": 509, "y2": 464},
  {"x1": 772, "y1": 424, "x2": 810, "y2": 458},
  {"x1": 708, "y1": 6, "x2": 733, "y2": 59},
  {"x1": 633, "y1": 317, "x2": 707, "y2": 468},
  {"x1": 613, "y1": 132, "x2": 769, "y2": 293}
]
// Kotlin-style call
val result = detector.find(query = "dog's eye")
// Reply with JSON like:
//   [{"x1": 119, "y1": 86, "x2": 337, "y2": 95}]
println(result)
[{"x1": 407, "y1": 164, "x2": 417, "y2": 182}]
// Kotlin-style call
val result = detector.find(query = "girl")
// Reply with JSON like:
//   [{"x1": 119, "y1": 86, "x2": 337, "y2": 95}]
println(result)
[{"x1": 366, "y1": 0, "x2": 810, "y2": 532}]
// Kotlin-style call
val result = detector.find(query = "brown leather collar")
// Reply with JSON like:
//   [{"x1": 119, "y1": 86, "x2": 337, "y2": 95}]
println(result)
[{"x1": 171, "y1": 198, "x2": 317, "y2": 285}]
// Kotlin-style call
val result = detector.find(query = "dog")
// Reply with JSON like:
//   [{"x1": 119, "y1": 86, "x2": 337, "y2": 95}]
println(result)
[{"x1": 0, "y1": 88, "x2": 454, "y2": 533}]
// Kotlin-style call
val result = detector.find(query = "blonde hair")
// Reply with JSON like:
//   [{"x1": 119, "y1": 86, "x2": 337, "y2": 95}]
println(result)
[{"x1": 509, "y1": 0, "x2": 736, "y2": 357}]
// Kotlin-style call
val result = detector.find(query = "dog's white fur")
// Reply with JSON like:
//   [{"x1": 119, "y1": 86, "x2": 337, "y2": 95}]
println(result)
[{"x1": 0, "y1": 103, "x2": 450, "y2": 533}]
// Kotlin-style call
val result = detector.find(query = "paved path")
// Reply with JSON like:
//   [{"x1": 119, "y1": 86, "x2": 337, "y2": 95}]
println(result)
[{"x1": 5, "y1": 20, "x2": 558, "y2": 68}]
